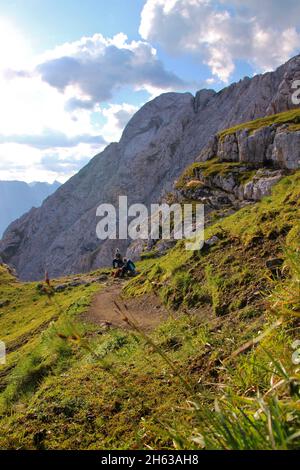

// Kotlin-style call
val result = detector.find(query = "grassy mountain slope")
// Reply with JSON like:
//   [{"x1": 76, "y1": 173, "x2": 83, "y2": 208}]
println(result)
[
  {"x1": 0, "y1": 269, "x2": 101, "y2": 408},
  {"x1": 0, "y1": 168, "x2": 299, "y2": 449}
]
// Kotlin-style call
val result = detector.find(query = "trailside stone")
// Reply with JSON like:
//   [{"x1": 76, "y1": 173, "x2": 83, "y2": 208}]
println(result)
[{"x1": 243, "y1": 170, "x2": 284, "y2": 201}]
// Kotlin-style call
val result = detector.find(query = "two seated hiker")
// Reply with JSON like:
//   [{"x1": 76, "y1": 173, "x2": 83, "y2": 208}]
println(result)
[{"x1": 112, "y1": 249, "x2": 136, "y2": 278}]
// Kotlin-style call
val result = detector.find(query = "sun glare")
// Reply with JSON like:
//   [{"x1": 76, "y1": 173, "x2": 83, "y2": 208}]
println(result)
[{"x1": 0, "y1": 18, "x2": 31, "y2": 70}]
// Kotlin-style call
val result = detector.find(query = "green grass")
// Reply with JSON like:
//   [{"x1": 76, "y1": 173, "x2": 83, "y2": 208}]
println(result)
[
  {"x1": 126, "y1": 173, "x2": 300, "y2": 309},
  {"x1": 0, "y1": 172, "x2": 299, "y2": 450},
  {"x1": 175, "y1": 158, "x2": 257, "y2": 190},
  {"x1": 0, "y1": 269, "x2": 102, "y2": 410},
  {"x1": 218, "y1": 108, "x2": 300, "y2": 140}
]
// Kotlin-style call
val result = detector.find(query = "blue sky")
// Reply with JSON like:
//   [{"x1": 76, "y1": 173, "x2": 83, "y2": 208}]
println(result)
[
  {"x1": 1, "y1": 0, "x2": 145, "y2": 50},
  {"x1": 0, "y1": 0, "x2": 299, "y2": 182}
]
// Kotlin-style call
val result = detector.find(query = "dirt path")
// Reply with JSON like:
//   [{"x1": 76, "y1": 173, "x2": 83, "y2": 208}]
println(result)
[{"x1": 83, "y1": 278, "x2": 171, "y2": 332}]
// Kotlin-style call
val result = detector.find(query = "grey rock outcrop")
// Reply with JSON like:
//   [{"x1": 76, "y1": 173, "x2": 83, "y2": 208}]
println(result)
[
  {"x1": 125, "y1": 239, "x2": 146, "y2": 261},
  {"x1": 1, "y1": 55, "x2": 300, "y2": 280},
  {"x1": 215, "y1": 125, "x2": 300, "y2": 169},
  {"x1": 242, "y1": 169, "x2": 284, "y2": 201},
  {"x1": 177, "y1": 165, "x2": 286, "y2": 208},
  {"x1": 271, "y1": 129, "x2": 300, "y2": 169}
]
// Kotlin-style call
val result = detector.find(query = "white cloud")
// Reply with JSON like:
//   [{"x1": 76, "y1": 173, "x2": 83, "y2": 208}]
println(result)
[
  {"x1": 100, "y1": 103, "x2": 139, "y2": 142},
  {"x1": 0, "y1": 62, "x2": 106, "y2": 181},
  {"x1": 140, "y1": 0, "x2": 300, "y2": 82},
  {"x1": 0, "y1": 142, "x2": 105, "y2": 183},
  {"x1": 0, "y1": 143, "x2": 47, "y2": 182},
  {"x1": 38, "y1": 143, "x2": 103, "y2": 181},
  {"x1": 34, "y1": 32, "x2": 186, "y2": 105},
  {"x1": 0, "y1": 23, "x2": 187, "y2": 182},
  {"x1": 0, "y1": 74, "x2": 93, "y2": 136},
  {"x1": 221, "y1": 0, "x2": 300, "y2": 29},
  {"x1": 0, "y1": 129, "x2": 105, "y2": 149}
]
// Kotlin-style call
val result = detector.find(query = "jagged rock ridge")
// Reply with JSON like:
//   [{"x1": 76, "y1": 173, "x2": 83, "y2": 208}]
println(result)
[{"x1": 1, "y1": 55, "x2": 300, "y2": 280}]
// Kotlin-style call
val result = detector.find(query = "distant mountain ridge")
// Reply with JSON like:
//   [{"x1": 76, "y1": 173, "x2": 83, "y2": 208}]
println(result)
[
  {"x1": 1, "y1": 54, "x2": 300, "y2": 280},
  {"x1": 0, "y1": 180, "x2": 60, "y2": 238}
]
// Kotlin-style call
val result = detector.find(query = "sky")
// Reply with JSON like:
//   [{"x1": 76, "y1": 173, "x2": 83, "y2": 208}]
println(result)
[{"x1": 0, "y1": 0, "x2": 299, "y2": 183}]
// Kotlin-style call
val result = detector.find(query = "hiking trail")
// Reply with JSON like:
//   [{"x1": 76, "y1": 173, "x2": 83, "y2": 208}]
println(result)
[{"x1": 83, "y1": 278, "x2": 170, "y2": 332}]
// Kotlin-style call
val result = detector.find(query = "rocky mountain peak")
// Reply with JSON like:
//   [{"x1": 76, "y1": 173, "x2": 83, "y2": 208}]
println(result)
[{"x1": 1, "y1": 55, "x2": 300, "y2": 281}]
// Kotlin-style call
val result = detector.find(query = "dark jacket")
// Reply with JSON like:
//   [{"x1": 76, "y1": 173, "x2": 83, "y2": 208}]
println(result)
[{"x1": 113, "y1": 258, "x2": 124, "y2": 269}]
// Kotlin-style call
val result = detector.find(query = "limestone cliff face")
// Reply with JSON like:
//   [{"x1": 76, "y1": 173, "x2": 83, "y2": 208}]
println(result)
[
  {"x1": 1, "y1": 55, "x2": 300, "y2": 280},
  {"x1": 199, "y1": 123, "x2": 300, "y2": 170}
]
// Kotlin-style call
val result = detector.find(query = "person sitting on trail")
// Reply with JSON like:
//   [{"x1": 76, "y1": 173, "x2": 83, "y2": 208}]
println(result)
[
  {"x1": 112, "y1": 249, "x2": 125, "y2": 278},
  {"x1": 122, "y1": 258, "x2": 137, "y2": 276},
  {"x1": 112, "y1": 249, "x2": 124, "y2": 269}
]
